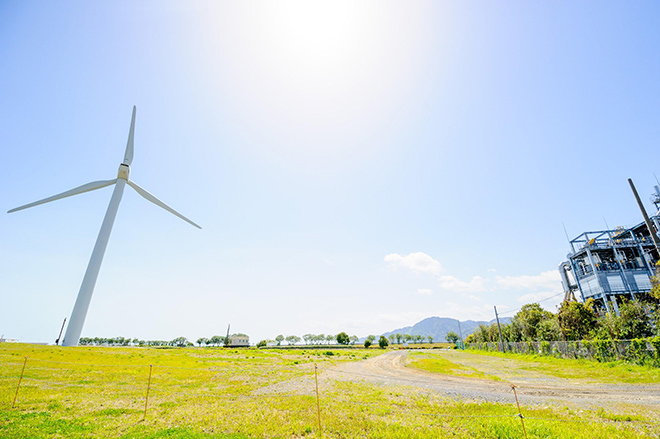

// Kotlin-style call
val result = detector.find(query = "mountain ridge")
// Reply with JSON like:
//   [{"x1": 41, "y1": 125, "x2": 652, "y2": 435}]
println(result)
[{"x1": 379, "y1": 316, "x2": 512, "y2": 342}]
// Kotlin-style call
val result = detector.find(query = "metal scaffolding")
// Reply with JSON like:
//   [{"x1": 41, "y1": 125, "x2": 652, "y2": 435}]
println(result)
[{"x1": 559, "y1": 185, "x2": 660, "y2": 314}]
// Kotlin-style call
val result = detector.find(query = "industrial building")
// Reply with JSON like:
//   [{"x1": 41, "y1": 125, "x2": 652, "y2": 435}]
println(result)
[{"x1": 559, "y1": 183, "x2": 660, "y2": 314}]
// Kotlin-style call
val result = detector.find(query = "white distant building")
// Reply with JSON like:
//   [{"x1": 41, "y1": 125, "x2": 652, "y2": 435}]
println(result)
[{"x1": 228, "y1": 334, "x2": 249, "y2": 347}]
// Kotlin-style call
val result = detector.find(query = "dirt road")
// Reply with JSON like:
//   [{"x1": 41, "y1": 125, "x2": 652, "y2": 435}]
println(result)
[{"x1": 327, "y1": 350, "x2": 660, "y2": 409}]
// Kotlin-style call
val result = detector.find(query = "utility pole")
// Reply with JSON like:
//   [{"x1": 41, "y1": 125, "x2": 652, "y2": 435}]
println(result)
[
  {"x1": 629, "y1": 178, "x2": 660, "y2": 258},
  {"x1": 494, "y1": 306, "x2": 506, "y2": 353},
  {"x1": 55, "y1": 318, "x2": 67, "y2": 346},
  {"x1": 457, "y1": 319, "x2": 464, "y2": 349}
]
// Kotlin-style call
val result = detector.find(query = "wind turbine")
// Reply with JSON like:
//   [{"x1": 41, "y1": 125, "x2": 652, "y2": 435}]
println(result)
[{"x1": 8, "y1": 106, "x2": 201, "y2": 346}]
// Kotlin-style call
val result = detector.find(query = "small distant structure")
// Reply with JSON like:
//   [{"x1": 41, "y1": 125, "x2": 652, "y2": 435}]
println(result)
[
  {"x1": 559, "y1": 183, "x2": 660, "y2": 314},
  {"x1": 227, "y1": 334, "x2": 250, "y2": 347},
  {"x1": 0, "y1": 337, "x2": 19, "y2": 343}
]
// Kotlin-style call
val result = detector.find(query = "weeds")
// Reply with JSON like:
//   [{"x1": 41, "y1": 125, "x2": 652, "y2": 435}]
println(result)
[{"x1": 1, "y1": 343, "x2": 658, "y2": 438}]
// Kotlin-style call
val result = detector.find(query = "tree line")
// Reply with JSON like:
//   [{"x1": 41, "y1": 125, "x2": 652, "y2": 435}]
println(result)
[
  {"x1": 384, "y1": 334, "x2": 436, "y2": 345},
  {"x1": 79, "y1": 334, "x2": 248, "y2": 347},
  {"x1": 467, "y1": 263, "x2": 660, "y2": 344},
  {"x1": 465, "y1": 299, "x2": 660, "y2": 344},
  {"x1": 258, "y1": 333, "x2": 441, "y2": 348},
  {"x1": 261, "y1": 332, "x2": 359, "y2": 347}
]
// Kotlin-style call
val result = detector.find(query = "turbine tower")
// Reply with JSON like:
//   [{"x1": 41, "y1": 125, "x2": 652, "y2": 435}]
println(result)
[{"x1": 8, "y1": 107, "x2": 201, "y2": 346}]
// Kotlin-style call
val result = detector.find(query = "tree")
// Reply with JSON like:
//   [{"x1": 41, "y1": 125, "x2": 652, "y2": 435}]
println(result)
[
  {"x1": 170, "y1": 336, "x2": 188, "y2": 347},
  {"x1": 287, "y1": 335, "x2": 302, "y2": 345},
  {"x1": 650, "y1": 261, "x2": 660, "y2": 300},
  {"x1": 336, "y1": 332, "x2": 350, "y2": 345},
  {"x1": 256, "y1": 340, "x2": 267, "y2": 348},
  {"x1": 512, "y1": 303, "x2": 554, "y2": 341},
  {"x1": 364, "y1": 339, "x2": 372, "y2": 348},
  {"x1": 618, "y1": 300, "x2": 653, "y2": 339},
  {"x1": 197, "y1": 337, "x2": 209, "y2": 347},
  {"x1": 378, "y1": 335, "x2": 389, "y2": 349},
  {"x1": 388, "y1": 334, "x2": 396, "y2": 345},
  {"x1": 303, "y1": 334, "x2": 314, "y2": 345},
  {"x1": 537, "y1": 318, "x2": 562, "y2": 341},
  {"x1": 210, "y1": 335, "x2": 224, "y2": 346},
  {"x1": 366, "y1": 335, "x2": 376, "y2": 344},
  {"x1": 326, "y1": 334, "x2": 335, "y2": 344},
  {"x1": 275, "y1": 334, "x2": 284, "y2": 346},
  {"x1": 445, "y1": 331, "x2": 459, "y2": 344},
  {"x1": 427, "y1": 335, "x2": 434, "y2": 344},
  {"x1": 557, "y1": 299, "x2": 597, "y2": 341},
  {"x1": 349, "y1": 335, "x2": 359, "y2": 345},
  {"x1": 395, "y1": 333, "x2": 402, "y2": 344}
]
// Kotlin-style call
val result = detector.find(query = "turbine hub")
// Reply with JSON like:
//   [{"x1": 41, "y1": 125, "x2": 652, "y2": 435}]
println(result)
[{"x1": 117, "y1": 163, "x2": 130, "y2": 181}]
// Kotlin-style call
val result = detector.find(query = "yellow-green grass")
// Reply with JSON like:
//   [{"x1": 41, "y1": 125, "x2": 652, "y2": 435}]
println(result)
[
  {"x1": 463, "y1": 349, "x2": 660, "y2": 384},
  {"x1": 407, "y1": 351, "x2": 500, "y2": 381},
  {"x1": 1, "y1": 343, "x2": 658, "y2": 438}
]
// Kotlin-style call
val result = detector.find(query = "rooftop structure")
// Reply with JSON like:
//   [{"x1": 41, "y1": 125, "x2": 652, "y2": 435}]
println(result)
[{"x1": 559, "y1": 185, "x2": 660, "y2": 314}]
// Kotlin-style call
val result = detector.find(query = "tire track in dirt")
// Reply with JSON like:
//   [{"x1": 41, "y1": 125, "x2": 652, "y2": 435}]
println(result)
[{"x1": 326, "y1": 350, "x2": 660, "y2": 409}]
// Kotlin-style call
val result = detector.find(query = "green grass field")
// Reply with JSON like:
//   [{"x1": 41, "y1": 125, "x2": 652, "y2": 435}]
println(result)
[
  {"x1": 1, "y1": 343, "x2": 658, "y2": 438},
  {"x1": 407, "y1": 349, "x2": 660, "y2": 384}
]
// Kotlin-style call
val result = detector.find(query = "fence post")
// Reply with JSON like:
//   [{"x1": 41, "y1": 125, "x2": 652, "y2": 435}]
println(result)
[
  {"x1": 143, "y1": 364, "x2": 153, "y2": 420},
  {"x1": 511, "y1": 384, "x2": 528, "y2": 439},
  {"x1": 11, "y1": 356, "x2": 28, "y2": 409},
  {"x1": 314, "y1": 364, "x2": 322, "y2": 437}
]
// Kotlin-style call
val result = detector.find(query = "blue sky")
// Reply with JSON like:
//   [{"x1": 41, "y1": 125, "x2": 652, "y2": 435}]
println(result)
[{"x1": 2, "y1": 1, "x2": 659, "y2": 343}]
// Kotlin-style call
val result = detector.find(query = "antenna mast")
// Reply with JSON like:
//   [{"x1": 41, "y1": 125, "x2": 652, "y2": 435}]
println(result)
[{"x1": 628, "y1": 178, "x2": 660, "y2": 257}]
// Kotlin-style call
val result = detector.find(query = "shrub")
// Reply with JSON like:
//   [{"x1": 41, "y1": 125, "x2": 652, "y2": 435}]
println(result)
[{"x1": 378, "y1": 335, "x2": 389, "y2": 349}]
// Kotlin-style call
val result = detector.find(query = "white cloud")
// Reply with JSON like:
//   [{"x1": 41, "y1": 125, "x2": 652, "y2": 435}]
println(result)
[
  {"x1": 384, "y1": 252, "x2": 443, "y2": 275},
  {"x1": 438, "y1": 275, "x2": 488, "y2": 292},
  {"x1": 494, "y1": 271, "x2": 561, "y2": 291},
  {"x1": 516, "y1": 291, "x2": 560, "y2": 303},
  {"x1": 383, "y1": 253, "x2": 564, "y2": 312},
  {"x1": 435, "y1": 271, "x2": 562, "y2": 299}
]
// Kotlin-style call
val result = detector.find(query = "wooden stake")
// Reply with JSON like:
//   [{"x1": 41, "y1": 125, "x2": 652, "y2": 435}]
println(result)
[
  {"x1": 12, "y1": 356, "x2": 28, "y2": 409},
  {"x1": 143, "y1": 364, "x2": 153, "y2": 420},
  {"x1": 314, "y1": 364, "x2": 322, "y2": 438},
  {"x1": 511, "y1": 384, "x2": 527, "y2": 438}
]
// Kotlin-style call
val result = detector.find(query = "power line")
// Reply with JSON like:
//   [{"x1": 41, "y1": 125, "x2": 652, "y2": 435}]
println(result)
[{"x1": 497, "y1": 291, "x2": 565, "y2": 316}]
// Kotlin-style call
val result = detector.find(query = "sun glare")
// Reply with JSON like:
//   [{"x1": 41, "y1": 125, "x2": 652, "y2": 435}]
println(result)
[{"x1": 186, "y1": 2, "x2": 434, "y2": 168}]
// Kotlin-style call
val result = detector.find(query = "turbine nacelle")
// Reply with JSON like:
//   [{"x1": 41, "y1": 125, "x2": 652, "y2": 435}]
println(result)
[{"x1": 117, "y1": 163, "x2": 130, "y2": 181}]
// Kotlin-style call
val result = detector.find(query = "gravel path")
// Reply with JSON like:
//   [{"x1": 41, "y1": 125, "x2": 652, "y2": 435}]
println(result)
[{"x1": 325, "y1": 350, "x2": 660, "y2": 409}]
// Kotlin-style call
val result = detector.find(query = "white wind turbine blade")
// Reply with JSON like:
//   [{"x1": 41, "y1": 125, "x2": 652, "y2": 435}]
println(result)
[
  {"x1": 123, "y1": 106, "x2": 136, "y2": 165},
  {"x1": 8, "y1": 179, "x2": 117, "y2": 213},
  {"x1": 127, "y1": 180, "x2": 201, "y2": 229}
]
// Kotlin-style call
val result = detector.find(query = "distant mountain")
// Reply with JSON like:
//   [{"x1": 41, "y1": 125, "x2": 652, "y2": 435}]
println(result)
[{"x1": 380, "y1": 316, "x2": 512, "y2": 342}]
